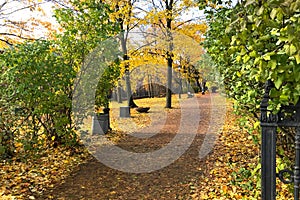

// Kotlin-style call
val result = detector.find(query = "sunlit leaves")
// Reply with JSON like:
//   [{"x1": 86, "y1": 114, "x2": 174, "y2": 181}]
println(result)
[
  {"x1": 0, "y1": 40, "x2": 77, "y2": 152},
  {"x1": 54, "y1": 0, "x2": 120, "y2": 109},
  {"x1": 202, "y1": 1, "x2": 299, "y2": 197},
  {"x1": 198, "y1": 107, "x2": 261, "y2": 199},
  {"x1": 203, "y1": 0, "x2": 300, "y2": 114},
  {"x1": 0, "y1": 145, "x2": 89, "y2": 199}
]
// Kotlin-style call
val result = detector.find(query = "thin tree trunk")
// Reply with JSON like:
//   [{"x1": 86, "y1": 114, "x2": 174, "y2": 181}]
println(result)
[
  {"x1": 166, "y1": 52, "x2": 173, "y2": 108},
  {"x1": 165, "y1": 0, "x2": 174, "y2": 108},
  {"x1": 117, "y1": 81, "x2": 123, "y2": 103},
  {"x1": 120, "y1": 31, "x2": 138, "y2": 108}
]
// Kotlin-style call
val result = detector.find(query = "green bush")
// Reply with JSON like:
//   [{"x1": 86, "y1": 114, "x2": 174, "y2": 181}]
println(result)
[{"x1": 0, "y1": 40, "x2": 77, "y2": 157}]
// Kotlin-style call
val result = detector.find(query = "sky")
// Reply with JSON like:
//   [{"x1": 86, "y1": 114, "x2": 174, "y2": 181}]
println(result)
[
  {"x1": 0, "y1": 0, "x2": 59, "y2": 40},
  {"x1": 0, "y1": 0, "x2": 237, "y2": 42}
]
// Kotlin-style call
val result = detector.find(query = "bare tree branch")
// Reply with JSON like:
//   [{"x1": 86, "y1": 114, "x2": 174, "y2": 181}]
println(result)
[
  {"x1": 0, "y1": 38, "x2": 12, "y2": 46},
  {"x1": 130, "y1": 40, "x2": 157, "y2": 55},
  {"x1": 129, "y1": 21, "x2": 140, "y2": 31},
  {"x1": 0, "y1": 1, "x2": 8, "y2": 11},
  {"x1": 135, "y1": 6, "x2": 149, "y2": 13},
  {"x1": 173, "y1": 19, "x2": 193, "y2": 29},
  {"x1": 0, "y1": 32, "x2": 35, "y2": 41},
  {"x1": 1, "y1": 3, "x2": 43, "y2": 16}
]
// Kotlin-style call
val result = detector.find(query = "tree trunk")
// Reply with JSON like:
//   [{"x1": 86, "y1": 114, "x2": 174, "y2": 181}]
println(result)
[
  {"x1": 165, "y1": 0, "x2": 174, "y2": 108},
  {"x1": 120, "y1": 31, "x2": 138, "y2": 108},
  {"x1": 117, "y1": 81, "x2": 123, "y2": 103},
  {"x1": 166, "y1": 54, "x2": 173, "y2": 108},
  {"x1": 125, "y1": 71, "x2": 138, "y2": 108}
]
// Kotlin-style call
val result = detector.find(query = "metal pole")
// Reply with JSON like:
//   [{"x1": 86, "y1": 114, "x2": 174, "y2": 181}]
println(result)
[
  {"x1": 261, "y1": 125, "x2": 277, "y2": 200},
  {"x1": 260, "y1": 80, "x2": 277, "y2": 200}
]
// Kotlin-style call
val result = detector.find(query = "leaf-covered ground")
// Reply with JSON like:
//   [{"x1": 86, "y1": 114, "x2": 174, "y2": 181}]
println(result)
[
  {"x1": 197, "y1": 105, "x2": 261, "y2": 199},
  {"x1": 1, "y1": 93, "x2": 293, "y2": 199},
  {"x1": 196, "y1": 100, "x2": 292, "y2": 199},
  {"x1": 0, "y1": 146, "x2": 89, "y2": 199}
]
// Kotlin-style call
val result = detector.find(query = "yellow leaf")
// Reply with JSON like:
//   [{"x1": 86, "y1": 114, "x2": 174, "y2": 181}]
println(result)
[
  {"x1": 254, "y1": 121, "x2": 260, "y2": 129},
  {"x1": 290, "y1": 44, "x2": 297, "y2": 55},
  {"x1": 295, "y1": 54, "x2": 300, "y2": 64},
  {"x1": 221, "y1": 185, "x2": 228, "y2": 193},
  {"x1": 51, "y1": 136, "x2": 55, "y2": 141},
  {"x1": 15, "y1": 142, "x2": 23, "y2": 148}
]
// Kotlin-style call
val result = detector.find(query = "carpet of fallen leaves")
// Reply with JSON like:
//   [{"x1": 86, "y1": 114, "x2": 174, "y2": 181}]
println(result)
[
  {"x1": 0, "y1": 146, "x2": 90, "y2": 200},
  {"x1": 37, "y1": 94, "x2": 211, "y2": 199},
  {"x1": 197, "y1": 103, "x2": 293, "y2": 199},
  {"x1": 1, "y1": 94, "x2": 294, "y2": 199},
  {"x1": 196, "y1": 104, "x2": 261, "y2": 199}
]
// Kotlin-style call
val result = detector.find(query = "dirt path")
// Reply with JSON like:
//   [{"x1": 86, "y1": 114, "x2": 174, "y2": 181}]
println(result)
[{"x1": 41, "y1": 94, "x2": 224, "y2": 200}]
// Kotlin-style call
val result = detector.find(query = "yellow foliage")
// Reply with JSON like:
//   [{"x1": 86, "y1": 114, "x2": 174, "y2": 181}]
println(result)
[
  {"x1": 0, "y1": 41, "x2": 9, "y2": 49},
  {"x1": 176, "y1": 23, "x2": 208, "y2": 43}
]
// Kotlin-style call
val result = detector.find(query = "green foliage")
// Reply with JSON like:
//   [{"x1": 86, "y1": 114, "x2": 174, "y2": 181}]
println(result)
[
  {"x1": 54, "y1": 0, "x2": 121, "y2": 110},
  {"x1": 0, "y1": 40, "x2": 76, "y2": 157},
  {"x1": 203, "y1": 0, "x2": 300, "y2": 114},
  {"x1": 230, "y1": 165, "x2": 260, "y2": 191},
  {"x1": 202, "y1": 0, "x2": 300, "y2": 197},
  {"x1": 95, "y1": 61, "x2": 121, "y2": 110},
  {"x1": 0, "y1": 0, "x2": 120, "y2": 158}
]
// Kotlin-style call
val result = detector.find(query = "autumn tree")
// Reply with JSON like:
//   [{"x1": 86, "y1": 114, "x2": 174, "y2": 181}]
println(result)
[
  {"x1": 103, "y1": 0, "x2": 143, "y2": 108},
  {"x1": 136, "y1": 0, "x2": 206, "y2": 108}
]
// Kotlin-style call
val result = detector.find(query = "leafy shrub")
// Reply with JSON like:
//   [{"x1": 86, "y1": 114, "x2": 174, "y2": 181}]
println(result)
[{"x1": 0, "y1": 40, "x2": 77, "y2": 158}]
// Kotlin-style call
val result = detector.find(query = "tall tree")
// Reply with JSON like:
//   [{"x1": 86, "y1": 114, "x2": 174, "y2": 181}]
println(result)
[
  {"x1": 136, "y1": 0, "x2": 204, "y2": 108},
  {"x1": 105, "y1": 0, "x2": 141, "y2": 108}
]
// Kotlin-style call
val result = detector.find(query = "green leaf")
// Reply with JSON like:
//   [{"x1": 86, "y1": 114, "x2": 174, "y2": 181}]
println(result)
[
  {"x1": 293, "y1": 96, "x2": 299, "y2": 106},
  {"x1": 255, "y1": 19, "x2": 262, "y2": 27},
  {"x1": 290, "y1": 44, "x2": 297, "y2": 55},
  {"x1": 256, "y1": 6, "x2": 264, "y2": 16},
  {"x1": 230, "y1": 36, "x2": 236, "y2": 45},
  {"x1": 249, "y1": 50, "x2": 257, "y2": 57},
  {"x1": 270, "y1": 8, "x2": 278, "y2": 20},
  {"x1": 274, "y1": 76, "x2": 284, "y2": 89},
  {"x1": 245, "y1": 0, "x2": 256, "y2": 7},
  {"x1": 279, "y1": 94, "x2": 289, "y2": 101},
  {"x1": 270, "y1": 88, "x2": 280, "y2": 97},
  {"x1": 225, "y1": 26, "x2": 232, "y2": 33},
  {"x1": 263, "y1": 54, "x2": 270, "y2": 61},
  {"x1": 284, "y1": 44, "x2": 290, "y2": 55},
  {"x1": 268, "y1": 60, "x2": 277, "y2": 69},
  {"x1": 243, "y1": 55, "x2": 250, "y2": 63},
  {"x1": 295, "y1": 54, "x2": 300, "y2": 64},
  {"x1": 270, "y1": 28, "x2": 279, "y2": 36},
  {"x1": 279, "y1": 37, "x2": 288, "y2": 42}
]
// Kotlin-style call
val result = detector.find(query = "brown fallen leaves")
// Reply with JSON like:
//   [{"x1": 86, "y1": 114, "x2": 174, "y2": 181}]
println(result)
[
  {"x1": 197, "y1": 102, "x2": 293, "y2": 199},
  {"x1": 0, "y1": 146, "x2": 89, "y2": 199},
  {"x1": 196, "y1": 103, "x2": 261, "y2": 199},
  {"x1": 1, "y1": 95, "x2": 294, "y2": 199}
]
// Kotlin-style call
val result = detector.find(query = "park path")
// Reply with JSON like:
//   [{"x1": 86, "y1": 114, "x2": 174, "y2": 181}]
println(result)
[{"x1": 41, "y1": 94, "x2": 225, "y2": 200}]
